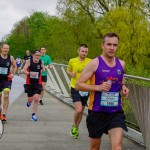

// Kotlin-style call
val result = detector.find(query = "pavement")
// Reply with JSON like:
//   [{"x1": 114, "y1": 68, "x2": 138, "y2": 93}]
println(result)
[{"x1": 0, "y1": 75, "x2": 146, "y2": 150}]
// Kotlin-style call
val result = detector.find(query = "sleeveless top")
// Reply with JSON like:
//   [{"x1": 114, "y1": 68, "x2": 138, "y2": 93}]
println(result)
[
  {"x1": 88, "y1": 56, "x2": 124, "y2": 113},
  {"x1": 26, "y1": 59, "x2": 42, "y2": 84},
  {"x1": 0, "y1": 55, "x2": 11, "y2": 83}
]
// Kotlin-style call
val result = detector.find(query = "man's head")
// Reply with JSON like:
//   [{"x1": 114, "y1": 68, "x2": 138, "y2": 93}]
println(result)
[
  {"x1": 1, "y1": 44, "x2": 9, "y2": 55},
  {"x1": 26, "y1": 50, "x2": 30, "y2": 56},
  {"x1": 40, "y1": 47, "x2": 46, "y2": 56},
  {"x1": 32, "y1": 50, "x2": 41, "y2": 62},
  {"x1": 78, "y1": 44, "x2": 88, "y2": 60},
  {"x1": 102, "y1": 32, "x2": 119, "y2": 58}
]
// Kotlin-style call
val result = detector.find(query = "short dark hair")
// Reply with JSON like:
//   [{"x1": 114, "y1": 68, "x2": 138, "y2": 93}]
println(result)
[
  {"x1": 32, "y1": 50, "x2": 40, "y2": 54},
  {"x1": 79, "y1": 44, "x2": 88, "y2": 48},
  {"x1": 102, "y1": 32, "x2": 119, "y2": 44}
]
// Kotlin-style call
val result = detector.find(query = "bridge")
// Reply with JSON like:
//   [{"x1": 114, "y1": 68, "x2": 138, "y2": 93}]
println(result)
[{"x1": 0, "y1": 63, "x2": 149, "y2": 150}]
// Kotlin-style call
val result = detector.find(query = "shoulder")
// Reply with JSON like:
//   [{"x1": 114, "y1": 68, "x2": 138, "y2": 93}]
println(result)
[
  {"x1": 85, "y1": 58, "x2": 92, "y2": 62},
  {"x1": 69, "y1": 57, "x2": 77, "y2": 62},
  {"x1": 46, "y1": 54, "x2": 51, "y2": 59},
  {"x1": 91, "y1": 57, "x2": 99, "y2": 65},
  {"x1": 10, "y1": 55, "x2": 14, "y2": 61},
  {"x1": 118, "y1": 58, "x2": 125, "y2": 69},
  {"x1": 85, "y1": 57, "x2": 99, "y2": 70}
]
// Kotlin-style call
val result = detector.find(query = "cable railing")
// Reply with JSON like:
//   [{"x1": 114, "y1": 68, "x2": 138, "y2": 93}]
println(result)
[{"x1": 45, "y1": 63, "x2": 150, "y2": 149}]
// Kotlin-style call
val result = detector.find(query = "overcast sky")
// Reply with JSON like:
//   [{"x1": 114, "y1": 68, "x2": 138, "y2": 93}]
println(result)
[{"x1": 0, "y1": 0, "x2": 58, "y2": 40}]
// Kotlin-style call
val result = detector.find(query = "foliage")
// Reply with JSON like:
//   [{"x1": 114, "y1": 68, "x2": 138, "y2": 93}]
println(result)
[
  {"x1": 1, "y1": 0, "x2": 150, "y2": 77},
  {"x1": 57, "y1": 0, "x2": 150, "y2": 76}
]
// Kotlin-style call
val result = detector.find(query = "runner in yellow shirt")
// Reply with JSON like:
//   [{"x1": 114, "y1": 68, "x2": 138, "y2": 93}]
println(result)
[{"x1": 67, "y1": 44, "x2": 91, "y2": 139}]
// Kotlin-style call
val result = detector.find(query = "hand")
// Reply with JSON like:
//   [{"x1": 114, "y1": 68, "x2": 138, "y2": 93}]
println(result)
[
  {"x1": 122, "y1": 85, "x2": 129, "y2": 99},
  {"x1": 8, "y1": 73, "x2": 14, "y2": 79},
  {"x1": 49, "y1": 64, "x2": 53, "y2": 69},
  {"x1": 45, "y1": 66, "x2": 49, "y2": 69},
  {"x1": 71, "y1": 72, "x2": 76, "y2": 78},
  {"x1": 99, "y1": 82, "x2": 111, "y2": 92}
]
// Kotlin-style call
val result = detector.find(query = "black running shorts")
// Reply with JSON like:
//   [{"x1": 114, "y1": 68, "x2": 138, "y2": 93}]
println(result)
[
  {"x1": 86, "y1": 109, "x2": 128, "y2": 138},
  {"x1": 0, "y1": 81, "x2": 12, "y2": 93},
  {"x1": 71, "y1": 87, "x2": 89, "y2": 106},
  {"x1": 24, "y1": 84, "x2": 42, "y2": 97},
  {"x1": 42, "y1": 76, "x2": 47, "y2": 82}
]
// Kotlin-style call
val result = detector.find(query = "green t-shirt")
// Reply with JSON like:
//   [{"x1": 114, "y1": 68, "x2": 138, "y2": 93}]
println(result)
[{"x1": 40, "y1": 54, "x2": 52, "y2": 76}]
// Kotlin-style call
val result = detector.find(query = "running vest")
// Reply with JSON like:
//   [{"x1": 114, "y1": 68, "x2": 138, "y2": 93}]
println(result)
[
  {"x1": 0, "y1": 55, "x2": 11, "y2": 83},
  {"x1": 88, "y1": 56, "x2": 124, "y2": 113},
  {"x1": 16, "y1": 58, "x2": 22, "y2": 65},
  {"x1": 26, "y1": 59, "x2": 42, "y2": 84}
]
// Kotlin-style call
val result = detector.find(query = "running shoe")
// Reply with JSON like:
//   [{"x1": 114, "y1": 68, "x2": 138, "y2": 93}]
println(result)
[
  {"x1": 26, "y1": 101, "x2": 31, "y2": 107},
  {"x1": 1, "y1": 114, "x2": 7, "y2": 122},
  {"x1": 31, "y1": 115, "x2": 37, "y2": 121},
  {"x1": 39, "y1": 100, "x2": 44, "y2": 105},
  {"x1": 70, "y1": 125, "x2": 79, "y2": 139},
  {"x1": 0, "y1": 112, "x2": 2, "y2": 120}
]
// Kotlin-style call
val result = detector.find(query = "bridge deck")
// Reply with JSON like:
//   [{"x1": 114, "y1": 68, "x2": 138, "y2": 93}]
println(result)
[{"x1": 0, "y1": 75, "x2": 145, "y2": 150}]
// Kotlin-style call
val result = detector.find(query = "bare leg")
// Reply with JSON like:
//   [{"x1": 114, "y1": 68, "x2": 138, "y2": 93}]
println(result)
[
  {"x1": 108, "y1": 127, "x2": 123, "y2": 150},
  {"x1": 32, "y1": 94, "x2": 39, "y2": 114},
  {"x1": 39, "y1": 82, "x2": 46, "y2": 105},
  {"x1": 3, "y1": 91, "x2": 9, "y2": 115},
  {"x1": 28, "y1": 96, "x2": 33, "y2": 102},
  {"x1": 73, "y1": 101, "x2": 84, "y2": 127},
  {"x1": 89, "y1": 137, "x2": 101, "y2": 150},
  {"x1": 39, "y1": 82, "x2": 46, "y2": 100}
]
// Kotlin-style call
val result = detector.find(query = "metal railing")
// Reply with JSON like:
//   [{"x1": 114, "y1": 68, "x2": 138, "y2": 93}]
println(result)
[{"x1": 45, "y1": 63, "x2": 150, "y2": 149}]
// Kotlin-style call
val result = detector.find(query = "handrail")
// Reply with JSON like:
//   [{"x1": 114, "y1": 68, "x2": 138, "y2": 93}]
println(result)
[{"x1": 125, "y1": 74, "x2": 150, "y2": 81}]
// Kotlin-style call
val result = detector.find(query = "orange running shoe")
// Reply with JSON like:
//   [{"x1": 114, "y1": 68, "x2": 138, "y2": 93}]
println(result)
[
  {"x1": 0, "y1": 112, "x2": 2, "y2": 120},
  {"x1": 1, "y1": 114, "x2": 7, "y2": 122}
]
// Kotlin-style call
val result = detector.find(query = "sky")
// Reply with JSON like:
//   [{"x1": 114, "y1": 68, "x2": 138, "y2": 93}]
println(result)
[{"x1": 0, "y1": 0, "x2": 58, "y2": 40}]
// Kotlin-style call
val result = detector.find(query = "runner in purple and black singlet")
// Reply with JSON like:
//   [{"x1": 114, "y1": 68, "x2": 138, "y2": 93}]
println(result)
[
  {"x1": 89, "y1": 56, "x2": 124, "y2": 113},
  {"x1": 75, "y1": 32, "x2": 129, "y2": 150}
]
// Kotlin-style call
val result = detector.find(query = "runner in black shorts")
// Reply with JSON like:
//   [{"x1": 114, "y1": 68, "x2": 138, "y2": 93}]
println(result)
[
  {"x1": 0, "y1": 44, "x2": 17, "y2": 122},
  {"x1": 67, "y1": 44, "x2": 91, "y2": 139},
  {"x1": 75, "y1": 33, "x2": 129, "y2": 149},
  {"x1": 23, "y1": 50, "x2": 45, "y2": 121}
]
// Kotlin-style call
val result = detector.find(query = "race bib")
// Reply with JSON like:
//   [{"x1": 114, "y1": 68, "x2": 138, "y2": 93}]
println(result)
[
  {"x1": 100, "y1": 92, "x2": 119, "y2": 107},
  {"x1": 79, "y1": 91, "x2": 89, "y2": 97},
  {"x1": 30, "y1": 72, "x2": 39, "y2": 79},
  {"x1": 0, "y1": 67, "x2": 8, "y2": 75}
]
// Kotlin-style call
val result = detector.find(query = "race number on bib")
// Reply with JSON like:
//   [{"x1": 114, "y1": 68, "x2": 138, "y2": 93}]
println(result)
[
  {"x1": 100, "y1": 92, "x2": 119, "y2": 107},
  {"x1": 30, "y1": 72, "x2": 39, "y2": 79},
  {"x1": 0, "y1": 67, "x2": 8, "y2": 75},
  {"x1": 79, "y1": 91, "x2": 89, "y2": 97}
]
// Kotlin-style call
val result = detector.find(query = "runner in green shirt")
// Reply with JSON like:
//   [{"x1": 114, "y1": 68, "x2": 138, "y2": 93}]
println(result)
[{"x1": 39, "y1": 47, "x2": 53, "y2": 105}]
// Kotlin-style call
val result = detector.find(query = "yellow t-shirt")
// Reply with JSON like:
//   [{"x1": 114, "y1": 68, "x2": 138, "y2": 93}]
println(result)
[{"x1": 67, "y1": 57, "x2": 91, "y2": 88}]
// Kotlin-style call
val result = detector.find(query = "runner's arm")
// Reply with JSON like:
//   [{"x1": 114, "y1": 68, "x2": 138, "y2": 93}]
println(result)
[
  {"x1": 75, "y1": 58, "x2": 111, "y2": 92},
  {"x1": 119, "y1": 59, "x2": 129, "y2": 98},
  {"x1": 23, "y1": 60, "x2": 30, "y2": 75},
  {"x1": 41, "y1": 61, "x2": 45, "y2": 72},
  {"x1": 10, "y1": 56, "x2": 17, "y2": 77}
]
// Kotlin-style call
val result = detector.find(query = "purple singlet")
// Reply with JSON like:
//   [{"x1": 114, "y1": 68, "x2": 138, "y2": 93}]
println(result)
[{"x1": 88, "y1": 56, "x2": 124, "y2": 113}]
